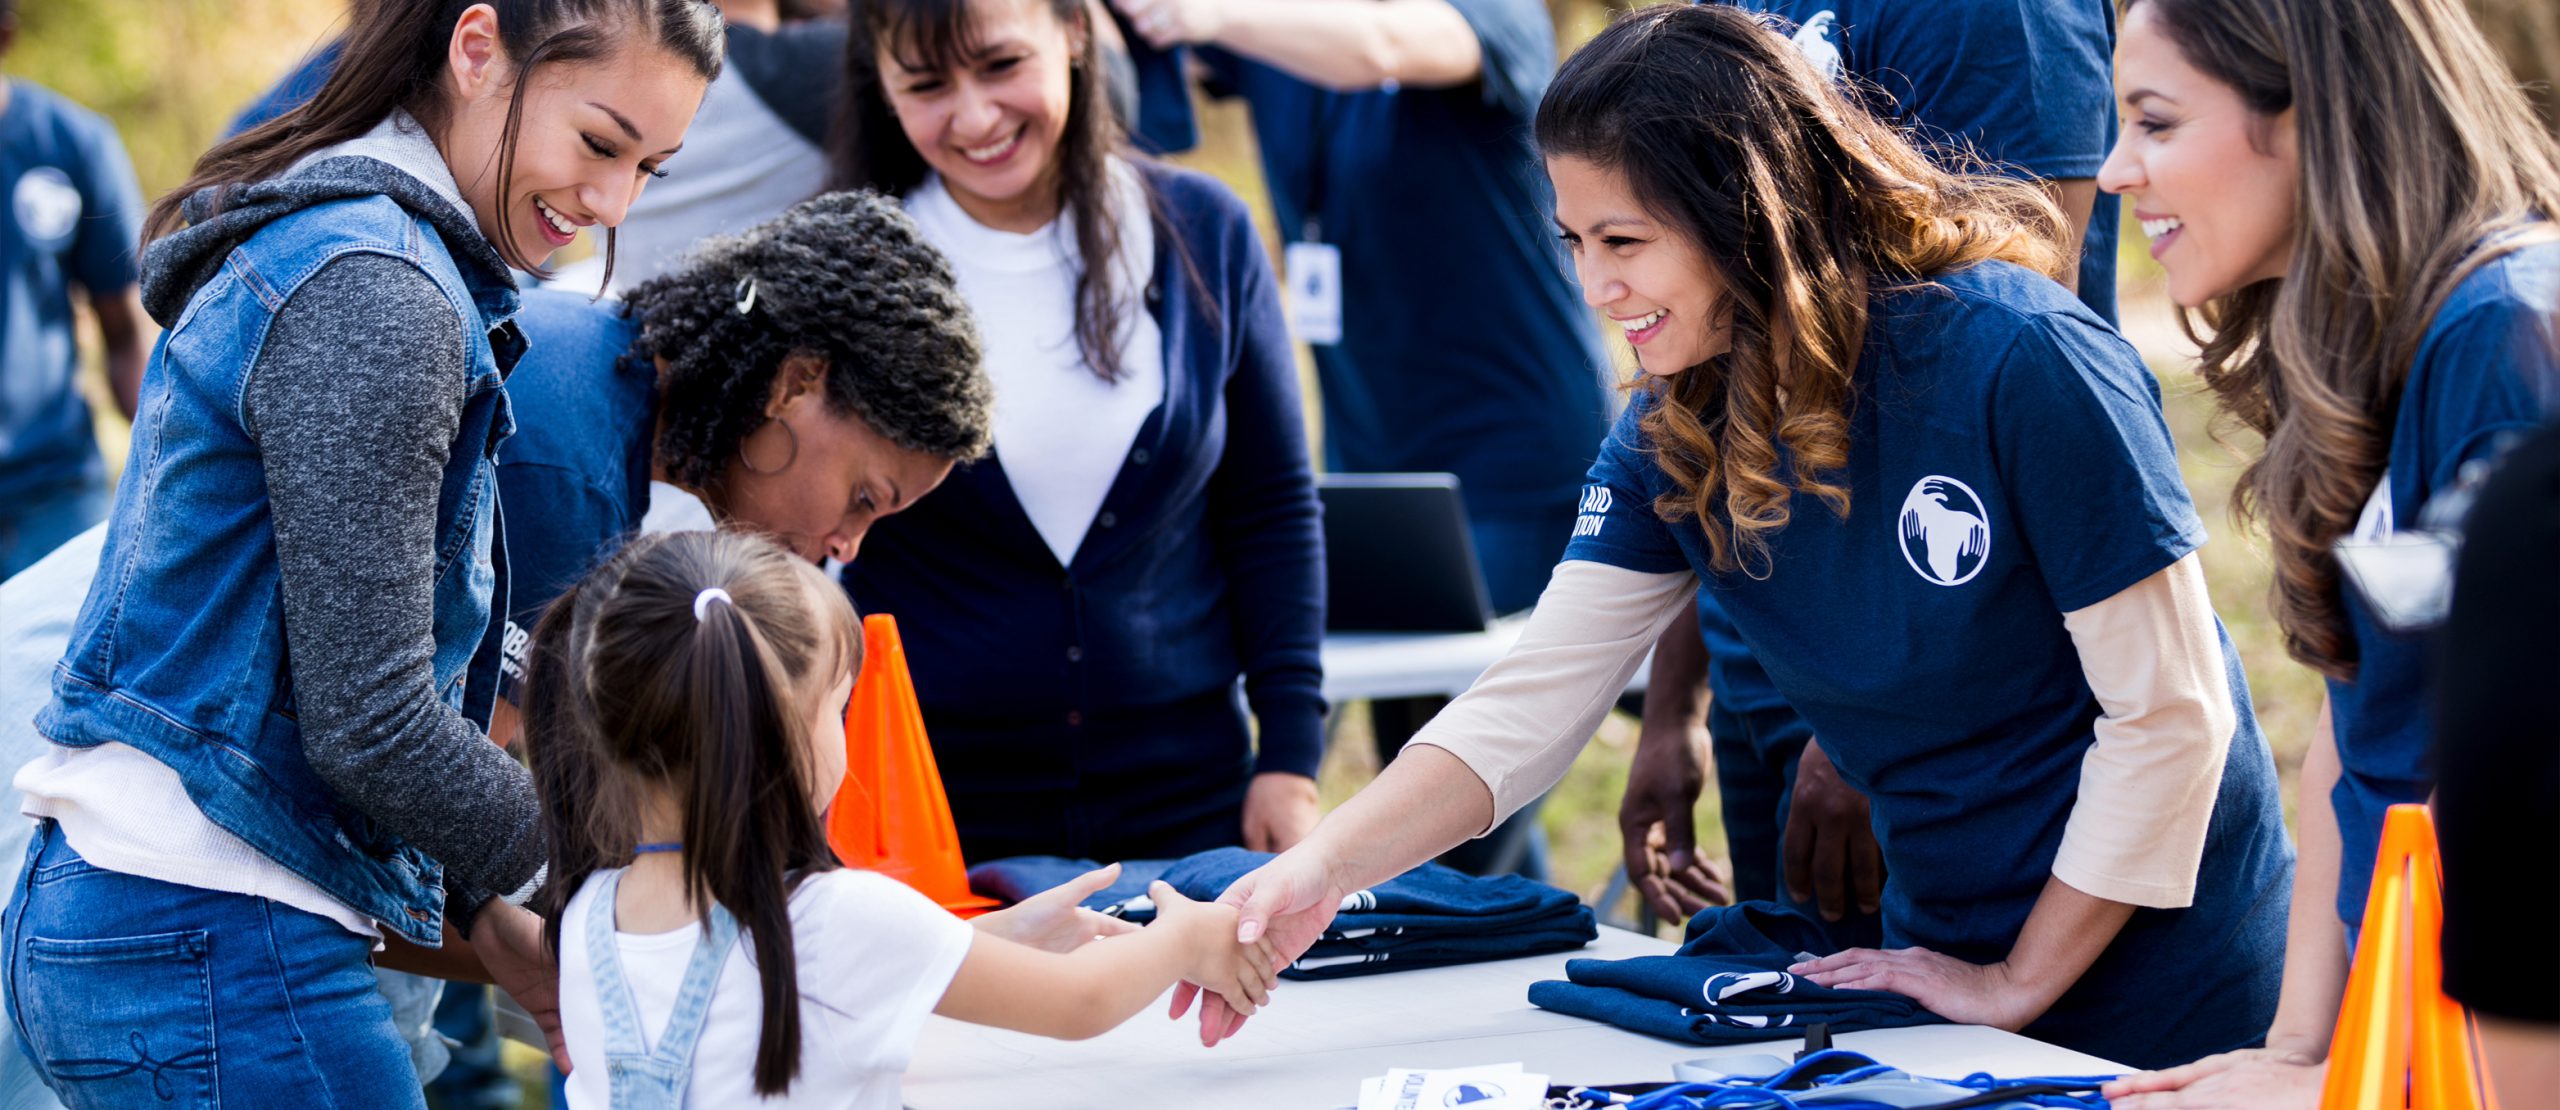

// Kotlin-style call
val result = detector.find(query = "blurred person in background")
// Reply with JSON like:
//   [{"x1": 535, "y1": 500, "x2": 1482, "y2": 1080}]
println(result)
[{"x1": 0, "y1": 0, "x2": 148, "y2": 579}]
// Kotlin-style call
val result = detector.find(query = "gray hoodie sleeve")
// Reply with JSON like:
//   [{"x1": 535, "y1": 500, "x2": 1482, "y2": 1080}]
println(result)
[{"x1": 245, "y1": 253, "x2": 544, "y2": 919}]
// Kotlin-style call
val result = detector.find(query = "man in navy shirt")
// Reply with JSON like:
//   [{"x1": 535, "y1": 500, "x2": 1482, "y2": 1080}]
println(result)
[
  {"x1": 1109, "y1": 0, "x2": 1610, "y2": 878},
  {"x1": 1625, "y1": 0, "x2": 2123, "y2": 930},
  {"x1": 0, "y1": 0, "x2": 148, "y2": 579}
]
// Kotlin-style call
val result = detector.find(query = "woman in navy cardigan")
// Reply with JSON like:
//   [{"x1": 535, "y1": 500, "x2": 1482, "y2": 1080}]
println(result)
[{"x1": 830, "y1": 0, "x2": 1325, "y2": 862}]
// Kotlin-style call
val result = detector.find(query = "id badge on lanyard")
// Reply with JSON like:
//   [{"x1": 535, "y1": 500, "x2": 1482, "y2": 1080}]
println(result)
[{"x1": 1284, "y1": 219, "x2": 1344, "y2": 347}]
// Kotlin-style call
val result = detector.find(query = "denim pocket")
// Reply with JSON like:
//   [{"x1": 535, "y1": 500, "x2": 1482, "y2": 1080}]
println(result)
[{"x1": 18, "y1": 931, "x2": 217, "y2": 1106}]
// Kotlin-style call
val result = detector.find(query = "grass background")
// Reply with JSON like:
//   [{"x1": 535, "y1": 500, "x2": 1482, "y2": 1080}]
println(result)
[{"x1": 10, "y1": 0, "x2": 2547, "y2": 1101}]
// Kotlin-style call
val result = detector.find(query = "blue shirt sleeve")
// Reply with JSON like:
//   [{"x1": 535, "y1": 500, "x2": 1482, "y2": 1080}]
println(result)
[
  {"x1": 1188, "y1": 181, "x2": 1328, "y2": 780},
  {"x1": 1441, "y1": 0, "x2": 1554, "y2": 120},
  {"x1": 1561, "y1": 396, "x2": 1693, "y2": 576},
  {"x1": 65, "y1": 111, "x2": 144, "y2": 295},
  {"x1": 1866, "y1": 0, "x2": 2114, "y2": 180},
  {"x1": 1991, "y1": 312, "x2": 2205, "y2": 611},
  {"x1": 2404, "y1": 295, "x2": 2560, "y2": 499}
]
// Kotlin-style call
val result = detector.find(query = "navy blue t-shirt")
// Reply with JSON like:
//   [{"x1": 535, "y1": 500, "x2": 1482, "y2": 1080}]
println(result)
[
  {"x1": 2, "y1": 81, "x2": 142, "y2": 502},
  {"x1": 2329, "y1": 237, "x2": 2560, "y2": 928},
  {"x1": 1197, "y1": 0, "x2": 1610, "y2": 520},
  {"x1": 1563, "y1": 261, "x2": 2291, "y2": 1066},
  {"x1": 1699, "y1": 0, "x2": 2120, "y2": 715},
  {"x1": 483, "y1": 288, "x2": 656, "y2": 701},
  {"x1": 227, "y1": 40, "x2": 344, "y2": 137}
]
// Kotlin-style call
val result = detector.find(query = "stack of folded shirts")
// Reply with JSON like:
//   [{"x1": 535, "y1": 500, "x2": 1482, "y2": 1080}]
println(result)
[
  {"x1": 968, "y1": 847, "x2": 1597, "y2": 980},
  {"x1": 967, "y1": 855, "x2": 1168, "y2": 911},
  {"x1": 1527, "y1": 902, "x2": 1941, "y2": 1044},
  {"x1": 1161, "y1": 848, "x2": 1598, "y2": 980}
]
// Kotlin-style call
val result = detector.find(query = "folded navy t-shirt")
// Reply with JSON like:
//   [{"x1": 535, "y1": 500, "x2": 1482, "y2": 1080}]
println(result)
[{"x1": 1531, "y1": 902, "x2": 1941, "y2": 1044}]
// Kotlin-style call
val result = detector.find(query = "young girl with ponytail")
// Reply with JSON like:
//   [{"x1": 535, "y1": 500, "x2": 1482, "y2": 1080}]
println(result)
[{"x1": 529, "y1": 530, "x2": 1278, "y2": 1107}]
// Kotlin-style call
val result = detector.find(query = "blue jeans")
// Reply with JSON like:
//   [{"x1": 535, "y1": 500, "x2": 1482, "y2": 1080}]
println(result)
[
  {"x1": 1, "y1": 821, "x2": 425, "y2": 1109},
  {"x1": 0, "y1": 479, "x2": 108, "y2": 582}
]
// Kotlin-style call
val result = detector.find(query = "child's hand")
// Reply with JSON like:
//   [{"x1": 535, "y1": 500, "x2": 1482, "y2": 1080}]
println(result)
[
  {"x1": 1148, "y1": 881, "x2": 1280, "y2": 1017},
  {"x1": 975, "y1": 862, "x2": 1144, "y2": 953}
]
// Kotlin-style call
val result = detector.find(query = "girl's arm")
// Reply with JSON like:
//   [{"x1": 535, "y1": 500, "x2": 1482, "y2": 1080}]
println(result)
[
  {"x1": 936, "y1": 883, "x2": 1275, "y2": 1041},
  {"x1": 249, "y1": 256, "x2": 545, "y2": 918}
]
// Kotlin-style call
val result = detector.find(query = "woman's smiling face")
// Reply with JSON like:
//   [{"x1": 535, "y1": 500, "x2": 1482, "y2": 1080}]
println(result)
[
  {"x1": 1548, "y1": 154, "x2": 1731, "y2": 377},
  {"x1": 2098, "y1": 1, "x2": 2301, "y2": 307},
  {"x1": 875, "y1": 0, "x2": 1081, "y2": 230},
  {"x1": 439, "y1": 7, "x2": 709, "y2": 268}
]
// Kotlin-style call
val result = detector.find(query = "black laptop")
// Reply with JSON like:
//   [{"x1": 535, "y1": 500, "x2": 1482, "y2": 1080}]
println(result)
[{"x1": 1319, "y1": 473, "x2": 1497, "y2": 633}]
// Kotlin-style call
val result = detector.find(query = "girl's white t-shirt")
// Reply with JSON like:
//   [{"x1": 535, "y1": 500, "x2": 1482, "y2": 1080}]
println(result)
[{"x1": 558, "y1": 867, "x2": 975, "y2": 1109}]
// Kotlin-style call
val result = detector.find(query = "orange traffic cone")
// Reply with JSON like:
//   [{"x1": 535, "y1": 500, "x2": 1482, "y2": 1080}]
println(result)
[
  {"x1": 2319, "y1": 804, "x2": 2499, "y2": 1109},
  {"x1": 826, "y1": 614, "x2": 999, "y2": 918}
]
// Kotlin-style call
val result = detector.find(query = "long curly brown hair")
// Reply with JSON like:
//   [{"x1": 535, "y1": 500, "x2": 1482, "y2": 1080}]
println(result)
[
  {"x1": 2131, "y1": 0, "x2": 2560, "y2": 679},
  {"x1": 1537, "y1": 4, "x2": 2069, "y2": 576}
]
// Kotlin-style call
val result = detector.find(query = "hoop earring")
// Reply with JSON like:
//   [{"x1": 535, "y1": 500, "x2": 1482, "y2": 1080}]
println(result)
[{"x1": 739, "y1": 419, "x2": 800, "y2": 475}]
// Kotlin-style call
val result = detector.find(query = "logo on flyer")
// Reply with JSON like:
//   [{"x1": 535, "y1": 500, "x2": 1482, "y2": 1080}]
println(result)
[{"x1": 1898, "y1": 475, "x2": 1989, "y2": 586}]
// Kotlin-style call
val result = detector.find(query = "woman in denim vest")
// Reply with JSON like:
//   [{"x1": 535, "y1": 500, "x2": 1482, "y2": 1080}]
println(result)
[{"x1": 0, "y1": 4, "x2": 719, "y2": 1105}]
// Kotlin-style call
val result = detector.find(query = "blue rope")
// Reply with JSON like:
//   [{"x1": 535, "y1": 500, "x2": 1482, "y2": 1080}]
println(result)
[{"x1": 1569, "y1": 1050, "x2": 2115, "y2": 1110}]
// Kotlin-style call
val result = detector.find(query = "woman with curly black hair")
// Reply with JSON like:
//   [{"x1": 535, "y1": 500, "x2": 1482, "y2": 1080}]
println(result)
[
  {"x1": 829, "y1": 0, "x2": 1327, "y2": 863},
  {"x1": 484, "y1": 189, "x2": 994, "y2": 743}
]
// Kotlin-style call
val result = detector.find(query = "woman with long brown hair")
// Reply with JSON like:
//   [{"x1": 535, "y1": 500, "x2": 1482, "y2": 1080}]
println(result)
[
  {"x1": 2097, "y1": 0, "x2": 2560, "y2": 1104},
  {"x1": 1181, "y1": 3, "x2": 2292, "y2": 1071}
]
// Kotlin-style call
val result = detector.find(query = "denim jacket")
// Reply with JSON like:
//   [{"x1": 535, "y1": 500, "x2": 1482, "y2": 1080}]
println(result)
[{"x1": 34, "y1": 140, "x2": 519, "y2": 944}]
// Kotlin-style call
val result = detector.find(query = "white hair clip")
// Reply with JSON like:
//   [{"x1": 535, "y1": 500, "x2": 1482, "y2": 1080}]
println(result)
[
  {"x1": 734, "y1": 275, "x2": 759, "y2": 316},
  {"x1": 693, "y1": 587, "x2": 734, "y2": 622}
]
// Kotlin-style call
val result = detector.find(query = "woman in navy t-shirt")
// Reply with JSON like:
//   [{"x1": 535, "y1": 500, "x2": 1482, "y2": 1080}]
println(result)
[
  {"x1": 1190, "y1": 6, "x2": 2290, "y2": 1070},
  {"x1": 2098, "y1": 0, "x2": 2560, "y2": 1106}
]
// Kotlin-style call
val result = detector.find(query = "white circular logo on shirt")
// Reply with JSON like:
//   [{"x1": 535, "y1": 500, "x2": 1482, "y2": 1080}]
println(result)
[
  {"x1": 1790, "y1": 11, "x2": 1846, "y2": 82},
  {"x1": 13, "y1": 167, "x2": 83, "y2": 248},
  {"x1": 1898, "y1": 475, "x2": 1990, "y2": 586}
]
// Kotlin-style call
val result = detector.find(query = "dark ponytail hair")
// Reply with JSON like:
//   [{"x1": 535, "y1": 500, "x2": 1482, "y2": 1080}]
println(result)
[
  {"x1": 831, "y1": 0, "x2": 1151, "y2": 383},
  {"x1": 149, "y1": 0, "x2": 725, "y2": 278},
  {"x1": 527, "y1": 530, "x2": 860, "y2": 1096}
]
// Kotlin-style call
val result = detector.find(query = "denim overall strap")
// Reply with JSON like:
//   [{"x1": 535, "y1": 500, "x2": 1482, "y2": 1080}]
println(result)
[{"x1": 585, "y1": 869, "x2": 744, "y2": 1107}]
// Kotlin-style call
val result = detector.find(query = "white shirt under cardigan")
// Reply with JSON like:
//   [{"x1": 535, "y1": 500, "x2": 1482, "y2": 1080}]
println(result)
[
  {"x1": 558, "y1": 867, "x2": 974, "y2": 1110},
  {"x1": 903, "y1": 161, "x2": 1163, "y2": 566}
]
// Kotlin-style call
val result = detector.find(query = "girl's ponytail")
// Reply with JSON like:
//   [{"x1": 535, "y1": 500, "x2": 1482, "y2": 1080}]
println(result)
[
  {"x1": 521, "y1": 531, "x2": 858, "y2": 1097},
  {"x1": 676, "y1": 588, "x2": 829, "y2": 1095}
]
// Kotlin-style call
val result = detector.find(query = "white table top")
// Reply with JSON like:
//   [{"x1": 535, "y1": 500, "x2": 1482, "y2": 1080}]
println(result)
[
  {"x1": 1321, "y1": 617, "x2": 1652, "y2": 703},
  {"x1": 902, "y1": 926, "x2": 2125, "y2": 1109}
]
